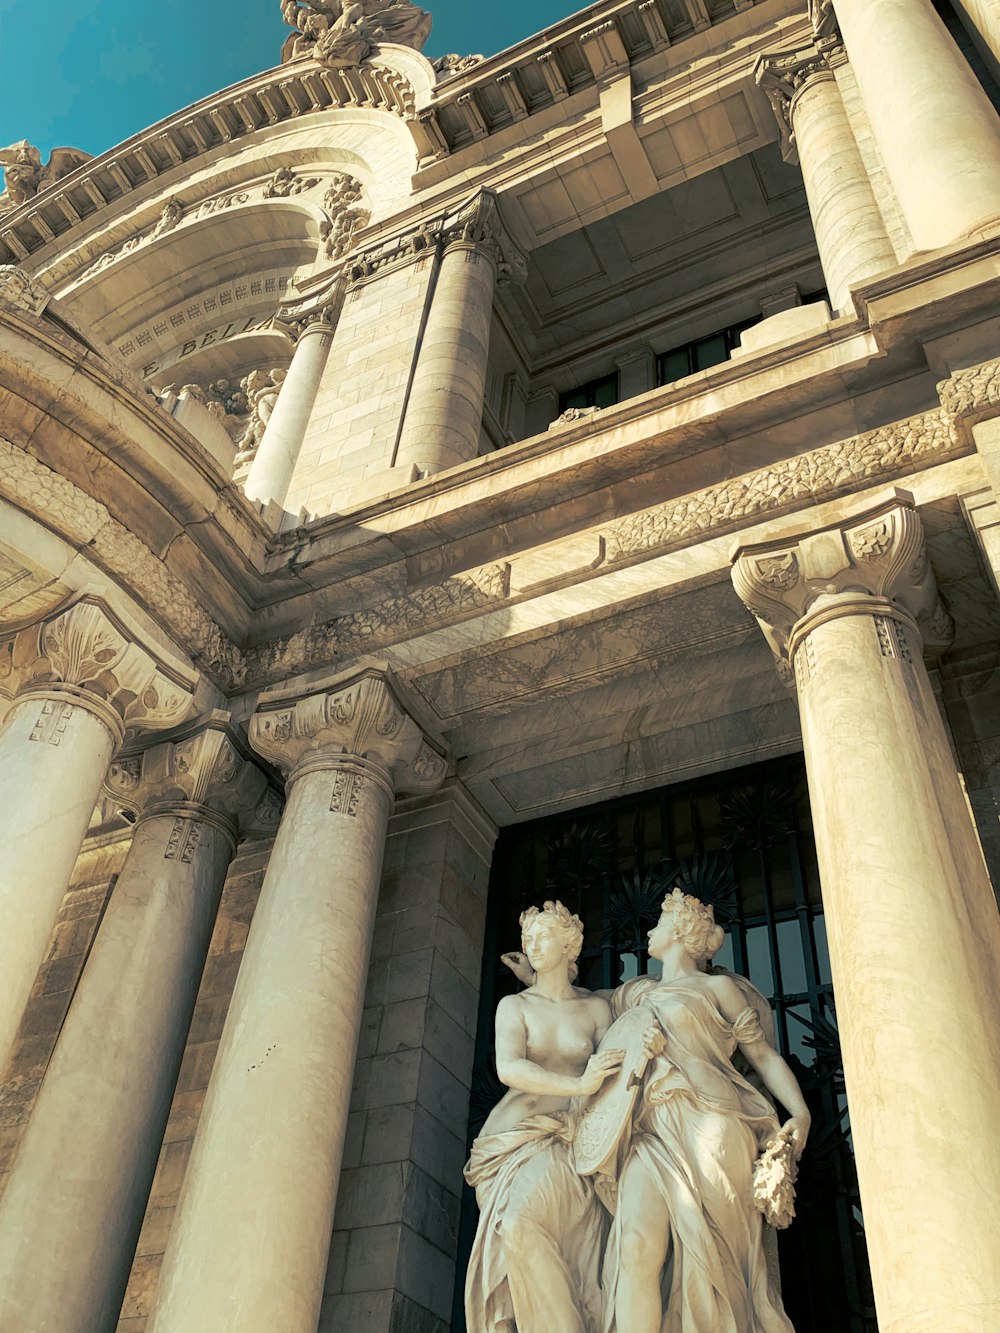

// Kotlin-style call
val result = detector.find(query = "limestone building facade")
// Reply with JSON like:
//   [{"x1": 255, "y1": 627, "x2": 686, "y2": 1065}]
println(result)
[{"x1": 0, "y1": 0, "x2": 999, "y2": 1330}]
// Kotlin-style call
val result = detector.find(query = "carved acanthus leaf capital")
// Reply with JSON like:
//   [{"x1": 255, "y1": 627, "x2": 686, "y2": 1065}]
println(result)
[
  {"x1": 440, "y1": 189, "x2": 528, "y2": 286},
  {"x1": 755, "y1": 45, "x2": 833, "y2": 163},
  {"x1": 104, "y1": 712, "x2": 268, "y2": 836},
  {"x1": 249, "y1": 668, "x2": 449, "y2": 796},
  {"x1": 731, "y1": 495, "x2": 953, "y2": 665},
  {"x1": 3, "y1": 598, "x2": 198, "y2": 743}
]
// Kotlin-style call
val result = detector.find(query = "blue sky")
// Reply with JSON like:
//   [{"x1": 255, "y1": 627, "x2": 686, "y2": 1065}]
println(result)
[{"x1": 0, "y1": 1, "x2": 576, "y2": 161}]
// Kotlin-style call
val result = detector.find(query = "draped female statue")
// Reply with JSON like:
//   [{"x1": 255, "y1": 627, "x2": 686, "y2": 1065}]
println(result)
[{"x1": 463, "y1": 901, "x2": 623, "y2": 1333}]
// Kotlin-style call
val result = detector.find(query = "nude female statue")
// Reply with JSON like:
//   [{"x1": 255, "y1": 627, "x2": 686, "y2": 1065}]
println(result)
[{"x1": 464, "y1": 901, "x2": 624, "y2": 1333}]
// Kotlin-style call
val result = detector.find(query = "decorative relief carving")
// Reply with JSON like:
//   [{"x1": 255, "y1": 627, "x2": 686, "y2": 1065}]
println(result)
[
  {"x1": 329, "y1": 768, "x2": 364, "y2": 815},
  {"x1": 263, "y1": 167, "x2": 321, "y2": 198},
  {"x1": 433, "y1": 53, "x2": 485, "y2": 79},
  {"x1": 755, "y1": 552, "x2": 799, "y2": 591},
  {"x1": 28, "y1": 698, "x2": 74, "y2": 745},
  {"x1": 319, "y1": 172, "x2": 370, "y2": 261},
  {"x1": 243, "y1": 562, "x2": 510, "y2": 687},
  {"x1": 849, "y1": 519, "x2": 893, "y2": 560},
  {"x1": 755, "y1": 45, "x2": 832, "y2": 162},
  {"x1": 873, "y1": 614, "x2": 912, "y2": 663},
  {"x1": 0, "y1": 265, "x2": 49, "y2": 315},
  {"x1": 606, "y1": 409, "x2": 959, "y2": 567},
  {"x1": 164, "y1": 815, "x2": 202, "y2": 862},
  {"x1": 280, "y1": 0, "x2": 432, "y2": 68},
  {"x1": 233, "y1": 369, "x2": 288, "y2": 462},
  {"x1": 937, "y1": 359, "x2": 1000, "y2": 423},
  {"x1": 0, "y1": 140, "x2": 91, "y2": 212},
  {"x1": 249, "y1": 669, "x2": 448, "y2": 797}
]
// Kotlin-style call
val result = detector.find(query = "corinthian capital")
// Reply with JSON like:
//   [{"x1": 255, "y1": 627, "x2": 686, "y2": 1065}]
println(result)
[
  {"x1": 731, "y1": 494, "x2": 953, "y2": 664},
  {"x1": 440, "y1": 189, "x2": 528, "y2": 287},
  {"x1": 104, "y1": 711, "x2": 269, "y2": 845},
  {"x1": 755, "y1": 45, "x2": 834, "y2": 163},
  {"x1": 1, "y1": 597, "x2": 197, "y2": 744},
  {"x1": 248, "y1": 668, "x2": 449, "y2": 795}
]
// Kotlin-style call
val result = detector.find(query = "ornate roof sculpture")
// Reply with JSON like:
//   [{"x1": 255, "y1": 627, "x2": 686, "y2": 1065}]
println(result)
[
  {"x1": 0, "y1": 140, "x2": 92, "y2": 214},
  {"x1": 280, "y1": 0, "x2": 432, "y2": 67}
]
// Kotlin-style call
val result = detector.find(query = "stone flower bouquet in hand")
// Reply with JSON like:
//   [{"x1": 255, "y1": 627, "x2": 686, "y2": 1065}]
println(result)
[{"x1": 752, "y1": 1128, "x2": 799, "y2": 1229}]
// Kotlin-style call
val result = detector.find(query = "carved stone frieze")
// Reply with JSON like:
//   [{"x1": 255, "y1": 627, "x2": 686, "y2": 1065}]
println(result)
[
  {"x1": 605, "y1": 408, "x2": 960, "y2": 568},
  {"x1": 0, "y1": 265, "x2": 49, "y2": 315},
  {"x1": 731, "y1": 496, "x2": 954, "y2": 666},
  {"x1": 319, "y1": 172, "x2": 371, "y2": 261},
  {"x1": 433, "y1": 53, "x2": 485, "y2": 79},
  {"x1": 3, "y1": 598, "x2": 198, "y2": 742},
  {"x1": 937, "y1": 358, "x2": 1000, "y2": 424},
  {"x1": 263, "y1": 167, "x2": 321, "y2": 198},
  {"x1": 249, "y1": 668, "x2": 448, "y2": 796},
  {"x1": 103, "y1": 711, "x2": 268, "y2": 842},
  {"x1": 243, "y1": 562, "x2": 510, "y2": 687}
]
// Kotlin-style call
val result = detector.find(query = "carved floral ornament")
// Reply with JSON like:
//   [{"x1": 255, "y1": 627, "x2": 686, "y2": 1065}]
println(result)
[
  {"x1": 730, "y1": 496, "x2": 954, "y2": 668},
  {"x1": 248, "y1": 669, "x2": 448, "y2": 796},
  {"x1": 102, "y1": 714, "x2": 268, "y2": 840},
  {"x1": 0, "y1": 598, "x2": 198, "y2": 744}
]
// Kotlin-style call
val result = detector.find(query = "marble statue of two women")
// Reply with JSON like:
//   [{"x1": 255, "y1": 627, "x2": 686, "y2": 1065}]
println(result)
[{"x1": 464, "y1": 889, "x2": 812, "y2": 1333}]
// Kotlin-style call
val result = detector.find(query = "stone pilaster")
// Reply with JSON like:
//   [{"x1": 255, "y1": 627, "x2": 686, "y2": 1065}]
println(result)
[
  {"x1": 822, "y1": 0, "x2": 1000, "y2": 250},
  {"x1": 0, "y1": 711, "x2": 267, "y2": 1333},
  {"x1": 732, "y1": 495, "x2": 1000, "y2": 1333},
  {"x1": 0, "y1": 597, "x2": 196, "y2": 1077},
  {"x1": 394, "y1": 190, "x2": 525, "y2": 478},
  {"x1": 243, "y1": 298, "x2": 340, "y2": 511},
  {"x1": 757, "y1": 43, "x2": 896, "y2": 312},
  {"x1": 146, "y1": 670, "x2": 448, "y2": 1333}
]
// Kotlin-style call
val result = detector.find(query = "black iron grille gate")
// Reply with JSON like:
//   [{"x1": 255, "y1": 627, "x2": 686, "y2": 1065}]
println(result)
[{"x1": 453, "y1": 753, "x2": 878, "y2": 1333}]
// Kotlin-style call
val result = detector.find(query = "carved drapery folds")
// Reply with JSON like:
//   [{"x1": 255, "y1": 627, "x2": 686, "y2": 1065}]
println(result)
[
  {"x1": 104, "y1": 712, "x2": 269, "y2": 849},
  {"x1": 731, "y1": 494, "x2": 953, "y2": 675},
  {"x1": 249, "y1": 668, "x2": 448, "y2": 796},
  {"x1": 279, "y1": 0, "x2": 432, "y2": 68},
  {"x1": 0, "y1": 598, "x2": 197, "y2": 746}
]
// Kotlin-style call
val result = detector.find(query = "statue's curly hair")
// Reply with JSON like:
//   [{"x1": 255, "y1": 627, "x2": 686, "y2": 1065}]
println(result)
[
  {"x1": 519, "y1": 900, "x2": 585, "y2": 962},
  {"x1": 662, "y1": 887, "x2": 725, "y2": 963}
]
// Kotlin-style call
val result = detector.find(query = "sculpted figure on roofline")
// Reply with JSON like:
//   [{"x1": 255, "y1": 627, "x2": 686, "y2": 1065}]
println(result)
[
  {"x1": 279, "y1": 0, "x2": 431, "y2": 66},
  {"x1": 465, "y1": 889, "x2": 811, "y2": 1333}
]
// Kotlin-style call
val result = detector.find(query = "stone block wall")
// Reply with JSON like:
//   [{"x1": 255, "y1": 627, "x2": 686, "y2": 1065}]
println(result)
[{"x1": 288, "y1": 253, "x2": 437, "y2": 519}]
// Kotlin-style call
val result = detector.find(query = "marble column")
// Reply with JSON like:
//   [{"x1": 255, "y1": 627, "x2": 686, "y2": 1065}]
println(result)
[
  {"x1": 829, "y1": 0, "x2": 1000, "y2": 249},
  {"x1": 733, "y1": 495, "x2": 1000, "y2": 1333},
  {"x1": 0, "y1": 598, "x2": 195, "y2": 1077},
  {"x1": 0, "y1": 714, "x2": 267, "y2": 1333},
  {"x1": 146, "y1": 670, "x2": 448, "y2": 1333},
  {"x1": 395, "y1": 191, "x2": 519, "y2": 477},
  {"x1": 757, "y1": 46, "x2": 896, "y2": 312},
  {"x1": 243, "y1": 307, "x2": 336, "y2": 509}
]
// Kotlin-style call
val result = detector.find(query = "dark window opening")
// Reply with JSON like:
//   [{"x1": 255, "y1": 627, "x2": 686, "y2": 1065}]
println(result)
[
  {"x1": 453, "y1": 754, "x2": 878, "y2": 1333},
  {"x1": 558, "y1": 370, "x2": 619, "y2": 414},
  {"x1": 656, "y1": 316, "x2": 762, "y2": 386}
]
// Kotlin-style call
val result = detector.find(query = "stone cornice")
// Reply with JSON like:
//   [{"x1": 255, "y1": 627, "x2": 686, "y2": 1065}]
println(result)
[{"x1": 0, "y1": 56, "x2": 422, "y2": 269}]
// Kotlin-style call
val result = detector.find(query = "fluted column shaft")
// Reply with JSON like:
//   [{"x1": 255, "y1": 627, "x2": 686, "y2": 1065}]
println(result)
[
  {"x1": 0, "y1": 717, "x2": 265, "y2": 1333},
  {"x1": 244, "y1": 314, "x2": 335, "y2": 509},
  {"x1": 833, "y1": 0, "x2": 1000, "y2": 248},
  {"x1": 394, "y1": 238, "x2": 497, "y2": 476},
  {"x1": 146, "y1": 671, "x2": 447, "y2": 1333},
  {"x1": 733, "y1": 498, "x2": 1000, "y2": 1333},
  {"x1": 0, "y1": 600, "x2": 195, "y2": 1076},
  {"x1": 789, "y1": 67, "x2": 896, "y2": 310}
]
